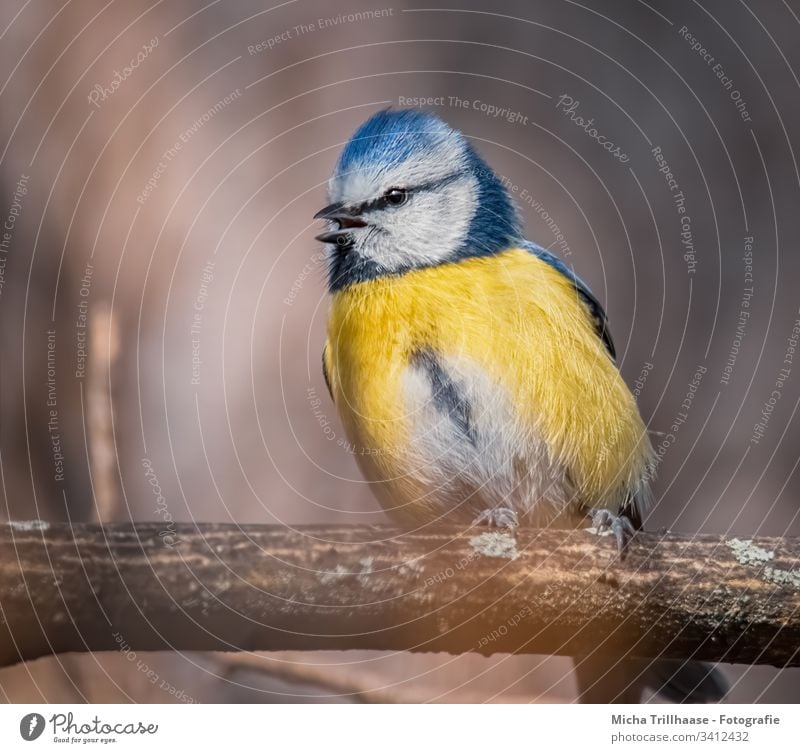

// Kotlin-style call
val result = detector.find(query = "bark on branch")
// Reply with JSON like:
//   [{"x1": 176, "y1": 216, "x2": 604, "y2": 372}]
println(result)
[{"x1": 0, "y1": 522, "x2": 798, "y2": 668}]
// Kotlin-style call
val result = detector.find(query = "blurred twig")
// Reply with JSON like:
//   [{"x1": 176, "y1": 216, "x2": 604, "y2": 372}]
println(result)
[
  {"x1": 87, "y1": 304, "x2": 121, "y2": 523},
  {"x1": 215, "y1": 652, "x2": 560, "y2": 703},
  {"x1": 0, "y1": 523, "x2": 797, "y2": 668}
]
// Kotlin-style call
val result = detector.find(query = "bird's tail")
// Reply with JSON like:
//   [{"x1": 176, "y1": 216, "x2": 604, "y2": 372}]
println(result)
[{"x1": 574, "y1": 656, "x2": 728, "y2": 704}]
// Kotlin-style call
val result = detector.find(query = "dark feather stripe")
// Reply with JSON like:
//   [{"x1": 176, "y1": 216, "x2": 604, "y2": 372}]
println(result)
[
  {"x1": 322, "y1": 346, "x2": 333, "y2": 402},
  {"x1": 410, "y1": 347, "x2": 476, "y2": 445}
]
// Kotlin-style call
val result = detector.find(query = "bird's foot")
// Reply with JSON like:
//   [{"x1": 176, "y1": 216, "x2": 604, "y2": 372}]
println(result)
[
  {"x1": 588, "y1": 508, "x2": 636, "y2": 554},
  {"x1": 474, "y1": 507, "x2": 519, "y2": 529}
]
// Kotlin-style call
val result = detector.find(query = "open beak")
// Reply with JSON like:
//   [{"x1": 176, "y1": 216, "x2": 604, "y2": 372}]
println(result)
[{"x1": 314, "y1": 201, "x2": 367, "y2": 245}]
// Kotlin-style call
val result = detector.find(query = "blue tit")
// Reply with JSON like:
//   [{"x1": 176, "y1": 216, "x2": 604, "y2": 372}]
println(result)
[
  {"x1": 316, "y1": 109, "x2": 649, "y2": 536},
  {"x1": 314, "y1": 109, "x2": 726, "y2": 703}
]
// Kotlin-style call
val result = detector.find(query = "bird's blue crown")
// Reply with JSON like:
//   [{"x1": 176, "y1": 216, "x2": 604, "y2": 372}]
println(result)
[{"x1": 334, "y1": 109, "x2": 456, "y2": 177}]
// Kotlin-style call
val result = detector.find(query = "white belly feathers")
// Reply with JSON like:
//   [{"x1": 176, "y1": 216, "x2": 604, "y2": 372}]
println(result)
[{"x1": 366, "y1": 349, "x2": 579, "y2": 525}]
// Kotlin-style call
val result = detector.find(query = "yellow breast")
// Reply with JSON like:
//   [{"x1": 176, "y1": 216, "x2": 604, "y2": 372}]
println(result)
[{"x1": 325, "y1": 248, "x2": 653, "y2": 512}]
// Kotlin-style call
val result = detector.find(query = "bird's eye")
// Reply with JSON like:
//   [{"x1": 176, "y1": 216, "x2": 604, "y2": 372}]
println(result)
[{"x1": 384, "y1": 187, "x2": 408, "y2": 206}]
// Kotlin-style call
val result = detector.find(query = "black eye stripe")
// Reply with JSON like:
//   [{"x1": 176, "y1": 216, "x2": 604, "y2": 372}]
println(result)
[{"x1": 359, "y1": 171, "x2": 464, "y2": 213}]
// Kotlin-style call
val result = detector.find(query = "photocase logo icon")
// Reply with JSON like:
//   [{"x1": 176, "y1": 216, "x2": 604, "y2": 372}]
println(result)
[{"x1": 19, "y1": 713, "x2": 45, "y2": 741}]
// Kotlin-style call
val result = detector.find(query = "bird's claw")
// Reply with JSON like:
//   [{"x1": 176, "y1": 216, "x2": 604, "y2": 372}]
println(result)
[
  {"x1": 589, "y1": 508, "x2": 636, "y2": 553},
  {"x1": 474, "y1": 507, "x2": 519, "y2": 529}
]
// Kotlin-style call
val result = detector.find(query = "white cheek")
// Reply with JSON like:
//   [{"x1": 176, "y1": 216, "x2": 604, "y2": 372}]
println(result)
[{"x1": 360, "y1": 177, "x2": 477, "y2": 270}]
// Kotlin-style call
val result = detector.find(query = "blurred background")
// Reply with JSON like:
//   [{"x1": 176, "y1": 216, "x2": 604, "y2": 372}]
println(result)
[{"x1": 0, "y1": 0, "x2": 798, "y2": 702}]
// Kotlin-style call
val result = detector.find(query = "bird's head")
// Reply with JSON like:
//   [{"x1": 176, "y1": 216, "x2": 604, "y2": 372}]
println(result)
[{"x1": 315, "y1": 109, "x2": 521, "y2": 291}]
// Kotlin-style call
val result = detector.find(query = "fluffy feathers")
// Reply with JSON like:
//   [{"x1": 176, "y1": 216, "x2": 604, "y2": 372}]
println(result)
[{"x1": 325, "y1": 248, "x2": 653, "y2": 522}]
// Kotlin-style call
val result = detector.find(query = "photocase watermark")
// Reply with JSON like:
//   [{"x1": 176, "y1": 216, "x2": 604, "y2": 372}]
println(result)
[
  {"x1": 307, "y1": 386, "x2": 337, "y2": 442},
  {"x1": 651, "y1": 145, "x2": 696, "y2": 274},
  {"x1": 464, "y1": 164, "x2": 573, "y2": 257},
  {"x1": 554, "y1": 95, "x2": 630, "y2": 164},
  {"x1": 720, "y1": 236, "x2": 754, "y2": 386},
  {"x1": 21, "y1": 704, "x2": 160, "y2": 743},
  {"x1": 284, "y1": 250, "x2": 325, "y2": 306},
  {"x1": 495, "y1": 174, "x2": 572, "y2": 258},
  {"x1": 398, "y1": 94, "x2": 529, "y2": 125},
  {"x1": 19, "y1": 713, "x2": 45, "y2": 741},
  {"x1": 422, "y1": 547, "x2": 482, "y2": 588},
  {"x1": 141, "y1": 458, "x2": 180, "y2": 547},
  {"x1": 0, "y1": 173, "x2": 29, "y2": 300},
  {"x1": 751, "y1": 308, "x2": 800, "y2": 444},
  {"x1": 190, "y1": 259, "x2": 215, "y2": 386},
  {"x1": 137, "y1": 89, "x2": 242, "y2": 204},
  {"x1": 51, "y1": 713, "x2": 158, "y2": 741},
  {"x1": 307, "y1": 385, "x2": 391, "y2": 457},
  {"x1": 645, "y1": 364, "x2": 707, "y2": 480},
  {"x1": 74, "y1": 262, "x2": 94, "y2": 380},
  {"x1": 597, "y1": 361, "x2": 654, "y2": 468},
  {"x1": 476, "y1": 605, "x2": 533, "y2": 649},
  {"x1": 398, "y1": 91, "x2": 628, "y2": 168},
  {"x1": 632, "y1": 361, "x2": 654, "y2": 401},
  {"x1": 247, "y1": 8, "x2": 394, "y2": 54},
  {"x1": 46, "y1": 330, "x2": 66, "y2": 484},
  {"x1": 678, "y1": 26, "x2": 752, "y2": 123},
  {"x1": 112, "y1": 631, "x2": 195, "y2": 703},
  {"x1": 87, "y1": 37, "x2": 159, "y2": 109}
]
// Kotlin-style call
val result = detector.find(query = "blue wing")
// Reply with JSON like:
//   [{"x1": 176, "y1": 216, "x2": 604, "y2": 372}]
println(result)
[{"x1": 521, "y1": 240, "x2": 616, "y2": 361}]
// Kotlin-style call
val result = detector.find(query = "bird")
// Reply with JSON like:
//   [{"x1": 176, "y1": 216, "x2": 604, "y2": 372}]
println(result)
[{"x1": 314, "y1": 108, "x2": 726, "y2": 703}]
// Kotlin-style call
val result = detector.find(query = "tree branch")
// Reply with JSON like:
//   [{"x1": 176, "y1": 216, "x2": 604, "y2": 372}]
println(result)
[{"x1": 0, "y1": 522, "x2": 798, "y2": 668}]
